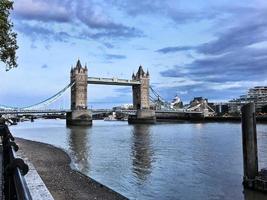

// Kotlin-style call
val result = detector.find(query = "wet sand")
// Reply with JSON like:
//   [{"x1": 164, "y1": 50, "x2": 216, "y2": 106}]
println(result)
[{"x1": 16, "y1": 138, "x2": 128, "y2": 200}]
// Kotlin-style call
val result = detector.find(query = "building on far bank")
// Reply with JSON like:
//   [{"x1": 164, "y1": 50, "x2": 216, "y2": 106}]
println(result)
[
  {"x1": 214, "y1": 103, "x2": 229, "y2": 116},
  {"x1": 186, "y1": 97, "x2": 215, "y2": 116},
  {"x1": 170, "y1": 95, "x2": 183, "y2": 109},
  {"x1": 113, "y1": 104, "x2": 133, "y2": 110},
  {"x1": 228, "y1": 86, "x2": 267, "y2": 113}
]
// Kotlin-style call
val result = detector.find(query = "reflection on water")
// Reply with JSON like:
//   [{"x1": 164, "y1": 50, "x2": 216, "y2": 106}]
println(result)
[
  {"x1": 131, "y1": 125, "x2": 153, "y2": 183},
  {"x1": 67, "y1": 126, "x2": 91, "y2": 174},
  {"x1": 194, "y1": 123, "x2": 204, "y2": 129},
  {"x1": 10, "y1": 120, "x2": 267, "y2": 200},
  {"x1": 244, "y1": 189, "x2": 267, "y2": 200}
]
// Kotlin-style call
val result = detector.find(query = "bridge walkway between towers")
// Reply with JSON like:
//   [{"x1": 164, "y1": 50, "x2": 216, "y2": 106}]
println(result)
[{"x1": 87, "y1": 77, "x2": 141, "y2": 86}]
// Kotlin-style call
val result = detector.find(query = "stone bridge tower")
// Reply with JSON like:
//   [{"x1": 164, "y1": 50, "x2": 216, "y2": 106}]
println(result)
[
  {"x1": 130, "y1": 66, "x2": 156, "y2": 124},
  {"x1": 132, "y1": 66, "x2": 150, "y2": 109},
  {"x1": 67, "y1": 60, "x2": 92, "y2": 126}
]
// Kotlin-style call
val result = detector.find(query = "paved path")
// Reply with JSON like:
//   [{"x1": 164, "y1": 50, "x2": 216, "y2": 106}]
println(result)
[{"x1": 16, "y1": 138, "x2": 128, "y2": 200}]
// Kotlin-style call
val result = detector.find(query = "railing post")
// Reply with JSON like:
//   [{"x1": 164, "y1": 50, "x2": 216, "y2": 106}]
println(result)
[
  {"x1": 241, "y1": 103, "x2": 258, "y2": 185},
  {"x1": 1, "y1": 125, "x2": 32, "y2": 200}
]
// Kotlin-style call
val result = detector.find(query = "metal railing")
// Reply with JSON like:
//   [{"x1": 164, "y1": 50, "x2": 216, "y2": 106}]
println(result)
[{"x1": 0, "y1": 125, "x2": 32, "y2": 200}]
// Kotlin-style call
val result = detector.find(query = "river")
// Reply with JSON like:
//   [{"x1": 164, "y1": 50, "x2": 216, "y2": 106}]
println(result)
[{"x1": 10, "y1": 119, "x2": 267, "y2": 200}]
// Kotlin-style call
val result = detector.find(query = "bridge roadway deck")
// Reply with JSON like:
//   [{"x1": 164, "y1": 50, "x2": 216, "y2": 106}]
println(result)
[{"x1": 0, "y1": 109, "x2": 203, "y2": 115}]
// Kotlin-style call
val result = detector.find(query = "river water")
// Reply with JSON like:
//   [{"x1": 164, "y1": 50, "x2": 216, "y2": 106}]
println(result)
[{"x1": 10, "y1": 119, "x2": 267, "y2": 200}]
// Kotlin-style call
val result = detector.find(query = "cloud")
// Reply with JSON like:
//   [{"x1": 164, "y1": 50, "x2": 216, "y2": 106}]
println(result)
[
  {"x1": 161, "y1": 47, "x2": 267, "y2": 82},
  {"x1": 76, "y1": 2, "x2": 125, "y2": 30},
  {"x1": 88, "y1": 27, "x2": 143, "y2": 39},
  {"x1": 157, "y1": 6, "x2": 267, "y2": 55},
  {"x1": 104, "y1": 54, "x2": 127, "y2": 60},
  {"x1": 158, "y1": 47, "x2": 267, "y2": 102},
  {"x1": 110, "y1": 0, "x2": 221, "y2": 24},
  {"x1": 41, "y1": 64, "x2": 48, "y2": 68},
  {"x1": 157, "y1": 19, "x2": 267, "y2": 55},
  {"x1": 15, "y1": 22, "x2": 71, "y2": 42},
  {"x1": 157, "y1": 5, "x2": 267, "y2": 102},
  {"x1": 110, "y1": 0, "x2": 166, "y2": 16},
  {"x1": 103, "y1": 42, "x2": 114, "y2": 49},
  {"x1": 76, "y1": 1, "x2": 143, "y2": 39},
  {"x1": 13, "y1": 0, "x2": 72, "y2": 23},
  {"x1": 12, "y1": 0, "x2": 144, "y2": 42},
  {"x1": 156, "y1": 46, "x2": 194, "y2": 54},
  {"x1": 159, "y1": 5, "x2": 267, "y2": 82},
  {"x1": 197, "y1": 19, "x2": 267, "y2": 55}
]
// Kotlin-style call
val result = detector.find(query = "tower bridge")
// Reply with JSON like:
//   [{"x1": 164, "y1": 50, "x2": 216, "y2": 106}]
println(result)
[{"x1": 67, "y1": 60, "x2": 155, "y2": 125}]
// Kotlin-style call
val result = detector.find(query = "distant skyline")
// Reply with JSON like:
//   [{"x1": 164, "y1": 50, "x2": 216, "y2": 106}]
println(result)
[{"x1": 1, "y1": 0, "x2": 267, "y2": 108}]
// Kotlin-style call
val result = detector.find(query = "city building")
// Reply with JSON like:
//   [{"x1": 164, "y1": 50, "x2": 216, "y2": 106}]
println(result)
[
  {"x1": 229, "y1": 86, "x2": 267, "y2": 113},
  {"x1": 186, "y1": 97, "x2": 215, "y2": 116},
  {"x1": 215, "y1": 103, "x2": 229, "y2": 115}
]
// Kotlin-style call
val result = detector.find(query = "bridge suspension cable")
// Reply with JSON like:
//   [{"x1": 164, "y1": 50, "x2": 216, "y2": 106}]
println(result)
[
  {"x1": 21, "y1": 82, "x2": 74, "y2": 110},
  {"x1": 149, "y1": 86, "x2": 167, "y2": 103},
  {"x1": 149, "y1": 86, "x2": 173, "y2": 110},
  {"x1": 0, "y1": 82, "x2": 74, "y2": 111}
]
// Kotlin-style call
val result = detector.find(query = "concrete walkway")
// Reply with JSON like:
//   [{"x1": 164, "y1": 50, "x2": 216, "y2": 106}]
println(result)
[
  {"x1": 16, "y1": 138, "x2": 128, "y2": 200},
  {"x1": 17, "y1": 150, "x2": 54, "y2": 200}
]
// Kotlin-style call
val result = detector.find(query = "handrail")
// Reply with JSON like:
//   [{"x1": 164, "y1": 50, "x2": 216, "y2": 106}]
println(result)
[{"x1": 0, "y1": 125, "x2": 32, "y2": 200}]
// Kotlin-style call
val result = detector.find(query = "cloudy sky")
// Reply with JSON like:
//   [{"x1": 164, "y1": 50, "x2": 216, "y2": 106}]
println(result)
[{"x1": 1, "y1": 0, "x2": 267, "y2": 108}]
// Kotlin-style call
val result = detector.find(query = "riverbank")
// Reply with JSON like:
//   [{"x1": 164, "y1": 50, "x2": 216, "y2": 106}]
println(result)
[
  {"x1": 156, "y1": 116, "x2": 267, "y2": 123},
  {"x1": 16, "y1": 138, "x2": 128, "y2": 200}
]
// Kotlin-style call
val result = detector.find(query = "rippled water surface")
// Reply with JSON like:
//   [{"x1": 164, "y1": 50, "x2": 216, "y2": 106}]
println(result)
[{"x1": 10, "y1": 119, "x2": 267, "y2": 200}]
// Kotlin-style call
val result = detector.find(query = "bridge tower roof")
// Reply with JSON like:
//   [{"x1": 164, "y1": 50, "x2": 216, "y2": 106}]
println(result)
[
  {"x1": 76, "y1": 59, "x2": 82, "y2": 69},
  {"x1": 137, "y1": 65, "x2": 145, "y2": 77}
]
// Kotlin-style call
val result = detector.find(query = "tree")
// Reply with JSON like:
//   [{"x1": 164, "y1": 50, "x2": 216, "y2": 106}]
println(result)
[{"x1": 0, "y1": 0, "x2": 18, "y2": 71}]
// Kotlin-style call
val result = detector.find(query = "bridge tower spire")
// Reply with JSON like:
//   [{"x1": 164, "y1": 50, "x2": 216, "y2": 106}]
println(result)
[{"x1": 67, "y1": 60, "x2": 92, "y2": 126}]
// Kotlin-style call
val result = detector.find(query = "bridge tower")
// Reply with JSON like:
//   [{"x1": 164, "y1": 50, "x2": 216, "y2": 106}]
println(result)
[
  {"x1": 70, "y1": 60, "x2": 88, "y2": 110},
  {"x1": 129, "y1": 66, "x2": 156, "y2": 124},
  {"x1": 66, "y1": 60, "x2": 92, "y2": 126},
  {"x1": 132, "y1": 66, "x2": 150, "y2": 109}
]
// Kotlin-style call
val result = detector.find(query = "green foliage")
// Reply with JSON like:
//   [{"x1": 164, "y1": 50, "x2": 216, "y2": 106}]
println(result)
[{"x1": 0, "y1": 0, "x2": 18, "y2": 71}]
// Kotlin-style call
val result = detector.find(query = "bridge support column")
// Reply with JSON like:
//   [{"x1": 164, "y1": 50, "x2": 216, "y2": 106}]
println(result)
[
  {"x1": 67, "y1": 60, "x2": 92, "y2": 126},
  {"x1": 66, "y1": 110, "x2": 92, "y2": 126},
  {"x1": 129, "y1": 66, "x2": 156, "y2": 124},
  {"x1": 128, "y1": 109, "x2": 156, "y2": 124}
]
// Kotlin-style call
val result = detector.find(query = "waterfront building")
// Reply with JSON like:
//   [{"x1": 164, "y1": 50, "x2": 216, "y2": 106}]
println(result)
[
  {"x1": 215, "y1": 103, "x2": 229, "y2": 115},
  {"x1": 186, "y1": 97, "x2": 215, "y2": 116},
  {"x1": 229, "y1": 86, "x2": 267, "y2": 113},
  {"x1": 170, "y1": 95, "x2": 183, "y2": 109}
]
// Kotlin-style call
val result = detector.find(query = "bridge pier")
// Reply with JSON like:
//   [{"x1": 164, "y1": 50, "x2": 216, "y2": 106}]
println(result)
[
  {"x1": 128, "y1": 109, "x2": 156, "y2": 124},
  {"x1": 129, "y1": 66, "x2": 156, "y2": 124},
  {"x1": 66, "y1": 110, "x2": 92, "y2": 126}
]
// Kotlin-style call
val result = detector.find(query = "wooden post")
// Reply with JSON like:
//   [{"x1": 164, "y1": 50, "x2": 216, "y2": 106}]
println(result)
[{"x1": 241, "y1": 103, "x2": 258, "y2": 183}]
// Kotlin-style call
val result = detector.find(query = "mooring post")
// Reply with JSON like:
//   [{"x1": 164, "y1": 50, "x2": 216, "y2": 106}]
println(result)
[{"x1": 241, "y1": 103, "x2": 258, "y2": 186}]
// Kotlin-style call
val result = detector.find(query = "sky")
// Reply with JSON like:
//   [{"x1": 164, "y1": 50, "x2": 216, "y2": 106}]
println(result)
[{"x1": 1, "y1": 0, "x2": 267, "y2": 109}]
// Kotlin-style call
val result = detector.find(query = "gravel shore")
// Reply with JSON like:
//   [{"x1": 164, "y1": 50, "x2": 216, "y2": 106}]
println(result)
[{"x1": 16, "y1": 138, "x2": 128, "y2": 200}]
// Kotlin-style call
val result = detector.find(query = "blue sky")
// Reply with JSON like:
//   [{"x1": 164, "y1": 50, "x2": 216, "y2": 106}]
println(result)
[{"x1": 1, "y1": 0, "x2": 267, "y2": 108}]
